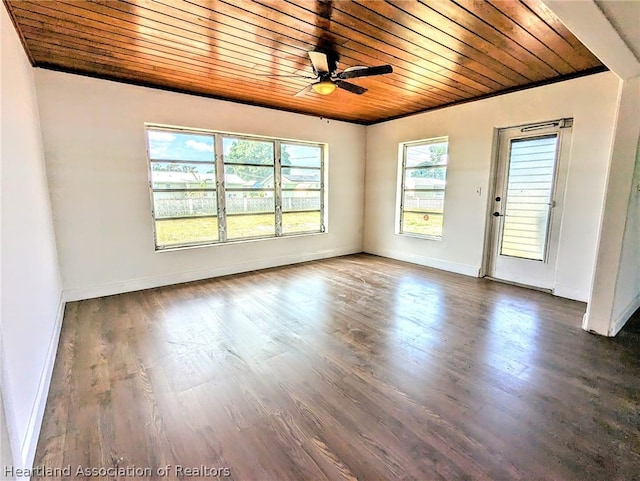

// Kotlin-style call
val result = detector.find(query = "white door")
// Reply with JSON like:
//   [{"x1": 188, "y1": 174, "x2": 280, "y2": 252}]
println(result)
[{"x1": 487, "y1": 119, "x2": 573, "y2": 290}]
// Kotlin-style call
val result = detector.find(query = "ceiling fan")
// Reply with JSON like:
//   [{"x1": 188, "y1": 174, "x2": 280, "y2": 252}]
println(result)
[{"x1": 292, "y1": 51, "x2": 393, "y2": 97}]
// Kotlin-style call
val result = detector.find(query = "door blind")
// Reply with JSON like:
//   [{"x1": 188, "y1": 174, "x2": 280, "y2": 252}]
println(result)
[{"x1": 500, "y1": 135, "x2": 558, "y2": 261}]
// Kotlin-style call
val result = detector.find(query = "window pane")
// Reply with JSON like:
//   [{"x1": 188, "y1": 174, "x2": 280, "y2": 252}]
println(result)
[
  {"x1": 147, "y1": 130, "x2": 214, "y2": 162},
  {"x1": 399, "y1": 138, "x2": 448, "y2": 240},
  {"x1": 405, "y1": 141, "x2": 448, "y2": 167},
  {"x1": 151, "y1": 163, "x2": 216, "y2": 189},
  {"x1": 224, "y1": 165, "x2": 274, "y2": 187},
  {"x1": 281, "y1": 143, "x2": 322, "y2": 167},
  {"x1": 223, "y1": 137, "x2": 274, "y2": 165},
  {"x1": 283, "y1": 211, "x2": 321, "y2": 234},
  {"x1": 147, "y1": 127, "x2": 325, "y2": 249},
  {"x1": 500, "y1": 135, "x2": 558, "y2": 261},
  {"x1": 282, "y1": 192, "x2": 321, "y2": 212},
  {"x1": 404, "y1": 167, "x2": 447, "y2": 189},
  {"x1": 155, "y1": 217, "x2": 218, "y2": 247},
  {"x1": 282, "y1": 167, "x2": 321, "y2": 189},
  {"x1": 402, "y1": 190, "x2": 444, "y2": 213},
  {"x1": 401, "y1": 212, "x2": 443, "y2": 238},
  {"x1": 225, "y1": 191, "x2": 274, "y2": 215},
  {"x1": 153, "y1": 192, "x2": 217, "y2": 219},
  {"x1": 227, "y1": 213, "x2": 275, "y2": 239}
]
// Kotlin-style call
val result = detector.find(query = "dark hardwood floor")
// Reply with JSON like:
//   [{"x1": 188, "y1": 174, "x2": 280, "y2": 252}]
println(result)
[{"x1": 34, "y1": 254, "x2": 640, "y2": 480}]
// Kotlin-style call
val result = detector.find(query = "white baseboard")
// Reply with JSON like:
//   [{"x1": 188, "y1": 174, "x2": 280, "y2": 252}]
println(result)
[
  {"x1": 552, "y1": 284, "x2": 588, "y2": 302},
  {"x1": 365, "y1": 247, "x2": 480, "y2": 277},
  {"x1": 609, "y1": 292, "x2": 640, "y2": 336},
  {"x1": 1, "y1": 355, "x2": 21, "y2": 481},
  {"x1": 15, "y1": 292, "x2": 65, "y2": 481},
  {"x1": 1, "y1": 293, "x2": 64, "y2": 481},
  {"x1": 63, "y1": 247, "x2": 361, "y2": 301}
]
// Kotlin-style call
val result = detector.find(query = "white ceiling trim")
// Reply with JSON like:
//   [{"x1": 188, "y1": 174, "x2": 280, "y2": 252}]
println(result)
[{"x1": 543, "y1": 0, "x2": 640, "y2": 80}]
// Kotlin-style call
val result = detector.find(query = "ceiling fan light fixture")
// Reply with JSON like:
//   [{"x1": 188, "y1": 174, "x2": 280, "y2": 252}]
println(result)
[{"x1": 312, "y1": 80, "x2": 336, "y2": 95}]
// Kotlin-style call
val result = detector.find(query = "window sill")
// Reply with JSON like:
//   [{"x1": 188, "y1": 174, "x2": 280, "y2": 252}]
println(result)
[{"x1": 396, "y1": 232, "x2": 442, "y2": 241}]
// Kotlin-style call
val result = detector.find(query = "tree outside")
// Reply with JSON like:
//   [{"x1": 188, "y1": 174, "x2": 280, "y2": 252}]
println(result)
[
  {"x1": 409, "y1": 142, "x2": 447, "y2": 179},
  {"x1": 224, "y1": 139, "x2": 290, "y2": 183}
]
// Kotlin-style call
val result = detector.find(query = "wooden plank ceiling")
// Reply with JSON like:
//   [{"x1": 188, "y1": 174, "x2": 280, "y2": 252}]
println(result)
[{"x1": 5, "y1": 0, "x2": 605, "y2": 124}]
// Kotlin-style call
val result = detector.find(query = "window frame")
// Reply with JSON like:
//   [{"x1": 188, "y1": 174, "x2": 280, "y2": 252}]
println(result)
[
  {"x1": 280, "y1": 139, "x2": 325, "y2": 236},
  {"x1": 397, "y1": 136, "x2": 449, "y2": 240},
  {"x1": 146, "y1": 125, "x2": 326, "y2": 250}
]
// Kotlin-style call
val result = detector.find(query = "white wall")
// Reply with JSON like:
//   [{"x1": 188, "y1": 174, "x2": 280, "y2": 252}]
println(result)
[
  {"x1": 612, "y1": 135, "x2": 640, "y2": 327},
  {"x1": 1, "y1": 6, "x2": 63, "y2": 475},
  {"x1": 34, "y1": 70, "x2": 366, "y2": 300},
  {"x1": 1, "y1": 389, "x2": 14, "y2": 481},
  {"x1": 544, "y1": 0, "x2": 640, "y2": 336},
  {"x1": 585, "y1": 76, "x2": 640, "y2": 335},
  {"x1": 364, "y1": 72, "x2": 620, "y2": 302}
]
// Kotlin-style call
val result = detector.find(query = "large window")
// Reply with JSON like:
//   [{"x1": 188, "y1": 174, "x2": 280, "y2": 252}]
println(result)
[
  {"x1": 398, "y1": 137, "x2": 448, "y2": 239},
  {"x1": 146, "y1": 126, "x2": 325, "y2": 250}
]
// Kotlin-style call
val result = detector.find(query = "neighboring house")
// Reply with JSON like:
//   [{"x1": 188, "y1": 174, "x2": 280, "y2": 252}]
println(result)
[
  {"x1": 152, "y1": 171, "x2": 255, "y2": 217},
  {"x1": 152, "y1": 171, "x2": 249, "y2": 190},
  {"x1": 257, "y1": 171, "x2": 321, "y2": 197},
  {"x1": 404, "y1": 177, "x2": 446, "y2": 190}
]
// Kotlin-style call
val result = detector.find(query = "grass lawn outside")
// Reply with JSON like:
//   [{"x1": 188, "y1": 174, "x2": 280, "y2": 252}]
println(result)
[
  {"x1": 283, "y1": 211, "x2": 321, "y2": 234},
  {"x1": 155, "y1": 211, "x2": 321, "y2": 247},
  {"x1": 155, "y1": 217, "x2": 219, "y2": 247},
  {"x1": 227, "y1": 213, "x2": 275, "y2": 239},
  {"x1": 402, "y1": 211, "x2": 444, "y2": 237}
]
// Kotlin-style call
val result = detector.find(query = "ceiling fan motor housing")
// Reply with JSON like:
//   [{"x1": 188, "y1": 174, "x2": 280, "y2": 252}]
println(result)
[{"x1": 298, "y1": 50, "x2": 393, "y2": 97}]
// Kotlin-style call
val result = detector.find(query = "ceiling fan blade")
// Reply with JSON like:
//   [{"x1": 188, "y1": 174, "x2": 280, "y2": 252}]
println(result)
[
  {"x1": 308, "y1": 51, "x2": 330, "y2": 74},
  {"x1": 294, "y1": 83, "x2": 314, "y2": 97},
  {"x1": 338, "y1": 65, "x2": 393, "y2": 79},
  {"x1": 255, "y1": 74, "x2": 317, "y2": 79},
  {"x1": 337, "y1": 81, "x2": 367, "y2": 95}
]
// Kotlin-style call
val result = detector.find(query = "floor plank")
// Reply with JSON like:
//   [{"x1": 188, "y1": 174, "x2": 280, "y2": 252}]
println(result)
[{"x1": 33, "y1": 254, "x2": 640, "y2": 480}]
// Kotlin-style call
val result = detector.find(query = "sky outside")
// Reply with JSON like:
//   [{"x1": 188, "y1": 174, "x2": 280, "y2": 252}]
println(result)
[{"x1": 148, "y1": 130, "x2": 321, "y2": 167}]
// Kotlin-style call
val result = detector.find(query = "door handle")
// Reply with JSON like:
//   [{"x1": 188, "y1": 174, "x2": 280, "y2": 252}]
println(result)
[{"x1": 492, "y1": 212, "x2": 504, "y2": 217}]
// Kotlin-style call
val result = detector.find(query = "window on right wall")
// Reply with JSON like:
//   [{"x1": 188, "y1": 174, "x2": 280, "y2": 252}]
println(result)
[{"x1": 398, "y1": 137, "x2": 449, "y2": 239}]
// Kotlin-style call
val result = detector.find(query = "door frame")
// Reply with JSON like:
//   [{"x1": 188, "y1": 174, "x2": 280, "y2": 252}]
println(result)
[{"x1": 481, "y1": 118, "x2": 573, "y2": 292}]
